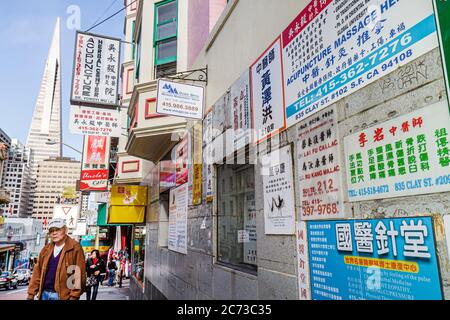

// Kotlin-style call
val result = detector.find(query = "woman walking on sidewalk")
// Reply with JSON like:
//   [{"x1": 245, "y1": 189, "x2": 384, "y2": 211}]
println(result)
[{"x1": 86, "y1": 250, "x2": 105, "y2": 300}]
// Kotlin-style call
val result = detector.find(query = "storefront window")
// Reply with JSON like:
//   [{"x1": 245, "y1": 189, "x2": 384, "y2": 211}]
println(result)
[
  {"x1": 217, "y1": 165, "x2": 257, "y2": 273},
  {"x1": 132, "y1": 226, "x2": 146, "y2": 284}
]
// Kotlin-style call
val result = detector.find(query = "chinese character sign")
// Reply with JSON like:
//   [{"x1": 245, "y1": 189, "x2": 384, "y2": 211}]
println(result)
[
  {"x1": 307, "y1": 217, "x2": 443, "y2": 300},
  {"x1": 244, "y1": 193, "x2": 257, "y2": 265},
  {"x1": 344, "y1": 101, "x2": 450, "y2": 201},
  {"x1": 69, "y1": 105, "x2": 121, "y2": 138},
  {"x1": 297, "y1": 221, "x2": 311, "y2": 300},
  {"x1": 230, "y1": 70, "x2": 252, "y2": 150},
  {"x1": 251, "y1": 37, "x2": 286, "y2": 144},
  {"x1": 297, "y1": 105, "x2": 345, "y2": 220},
  {"x1": 71, "y1": 32, "x2": 121, "y2": 107},
  {"x1": 80, "y1": 135, "x2": 110, "y2": 191},
  {"x1": 261, "y1": 145, "x2": 296, "y2": 234},
  {"x1": 283, "y1": 0, "x2": 437, "y2": 128}
]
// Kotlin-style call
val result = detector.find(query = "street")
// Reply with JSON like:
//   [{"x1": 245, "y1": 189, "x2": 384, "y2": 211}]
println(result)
[{"x1": 0, "y1": 279, "x2": 129, "y2": 300}]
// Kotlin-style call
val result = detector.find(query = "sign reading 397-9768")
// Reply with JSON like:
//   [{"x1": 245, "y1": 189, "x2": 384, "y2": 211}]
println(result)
[{"x1": 71, "y1": 31, "x2": 121, "y2": 107}]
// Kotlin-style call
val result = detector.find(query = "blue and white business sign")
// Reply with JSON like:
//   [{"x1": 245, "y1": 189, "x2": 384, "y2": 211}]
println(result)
[
  {"x1": 307, "y1": 217, "x2": 443, "y2": 300},
  {"x1": 282, "y1": 0, "x2": 438, "y2": 128},
  {"x1": 156, "y1": 79, "x2": 204, "y2": 120}
]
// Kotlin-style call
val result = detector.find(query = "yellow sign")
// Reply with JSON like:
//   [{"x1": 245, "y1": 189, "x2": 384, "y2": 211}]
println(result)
[
  {"x1": 0, "y1": 215, "x2": 4, "y2": 225},
  {"x1": 192, "y1": 123, "x2": 202, "y2": 205},
  {"x1": 108, "y1": 205, "x2": 146, "y2": 224},
  {"x1": 110, "y1": 185, "x2": 148, "y2": 206},
  {"x1": 82, "y1": 246, "x2": 111, "y2": 253}
]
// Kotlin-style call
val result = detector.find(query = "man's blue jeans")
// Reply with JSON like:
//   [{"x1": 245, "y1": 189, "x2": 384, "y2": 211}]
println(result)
[{"x1": 42, "y1": 290, "x2": 59, "y2": 300}]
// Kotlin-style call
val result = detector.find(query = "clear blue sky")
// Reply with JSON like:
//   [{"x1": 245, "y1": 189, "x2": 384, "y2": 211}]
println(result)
[{"x1": 0, "y1": 0, "x2": 125, "y2": 161}]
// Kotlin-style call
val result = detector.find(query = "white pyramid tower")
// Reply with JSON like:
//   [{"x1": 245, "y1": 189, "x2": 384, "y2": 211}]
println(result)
[{"x1": 26, "y1": 18, "x2": 62, "y2": 215}]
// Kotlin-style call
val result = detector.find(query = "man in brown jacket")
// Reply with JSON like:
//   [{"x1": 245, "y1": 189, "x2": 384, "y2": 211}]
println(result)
[{"x1": 27, "y1": 218, "x2": 86, "y2": 300}]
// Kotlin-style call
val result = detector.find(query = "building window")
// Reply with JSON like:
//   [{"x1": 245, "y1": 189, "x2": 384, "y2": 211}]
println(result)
[
  {"x1": 154, "y1": 0, "x2": 177, "y2": 68},
  {"x1": 217, "y1": 164, "x2": 257, "y2": 273}
]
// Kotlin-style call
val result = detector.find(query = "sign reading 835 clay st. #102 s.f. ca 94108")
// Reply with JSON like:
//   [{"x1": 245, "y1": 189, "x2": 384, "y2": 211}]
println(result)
[
  {"x1": 156, "y1": 79, "x2": 204, "y2": 120},
  {"x1": 71, "y1": 31, "x2": 121, "y2": 107}
]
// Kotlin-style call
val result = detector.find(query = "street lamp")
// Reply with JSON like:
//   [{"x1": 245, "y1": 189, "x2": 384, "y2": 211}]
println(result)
[{"x1": 45, "y1": 139, "x2": 82, "y2": 155}]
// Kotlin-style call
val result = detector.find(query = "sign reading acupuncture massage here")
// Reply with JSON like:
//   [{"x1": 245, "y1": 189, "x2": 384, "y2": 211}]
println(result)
[
  {"x1": 71, "y1": 31, "x2": 121, "y2": 107},
  {"x1": 307, "y1": 217, "x2": 443, "y2": 300},
  {"x1": 344, "y1": 101, "x2": 450, "y2": 201},
  {"x1": 282, "y1": 0, "x2": 437, "y2": 128}
]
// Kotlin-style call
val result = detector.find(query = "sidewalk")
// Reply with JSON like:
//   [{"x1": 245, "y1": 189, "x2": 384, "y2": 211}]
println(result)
[{"x1": 80, "y1": 278, "x2": 130, "y2": 301}]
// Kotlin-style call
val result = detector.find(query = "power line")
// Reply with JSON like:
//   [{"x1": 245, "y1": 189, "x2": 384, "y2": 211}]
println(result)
[
  {"x1": 88, "y1": 0, "x2": 120, "y2": 31},
  {"x1": 84, "y1": 0, "x2": 138, "y2": 33}
]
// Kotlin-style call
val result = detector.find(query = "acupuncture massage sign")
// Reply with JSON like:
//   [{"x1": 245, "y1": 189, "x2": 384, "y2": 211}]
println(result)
[
  {"x1": 344, "y1": 101, "x2": 450, "y2": 201},
  {"x1": 282, "y1": 0, "x2": 438, "y2": 128}
]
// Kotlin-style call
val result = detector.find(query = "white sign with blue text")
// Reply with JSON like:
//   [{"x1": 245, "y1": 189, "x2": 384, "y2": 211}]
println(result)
[{"x1": 282, "y1": 0, "x2": 438, "y2": 128}]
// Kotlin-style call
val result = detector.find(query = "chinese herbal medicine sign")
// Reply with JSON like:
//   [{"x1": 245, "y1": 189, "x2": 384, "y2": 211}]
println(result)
[
  {"x1": 70, "y1": 105, "x2": 121, "y2": 137},
  {"x1": 344, "y1": 101, "x2": 450, "y2": 201},
  {"x1": 297, "y1": 105, "x2": 345, "y2": 220},
  {"x1": 71, "y1": 31, "x2": 121, "y2": 107},
  {"x1": 156, "y1": 79, "x2": 204, "y2": 119},
  {"x1": 80, "y1": 136, "x2": 110, "y2": 191},
  {"x1": 307, "y1": 217, "x2": 443, "y2": 300},
  {"x1": 168, "y1": 184, "x2": 188, "y2": 254},
  {"x1": 283, "y1": 0, "x2": 437, "y2": 128},
  {"x1": 262, "y1": 145, "x2": 296, "y2": 234},
  {"x1": 251, "y1": 37, "x2": 286, "y2": 144}
]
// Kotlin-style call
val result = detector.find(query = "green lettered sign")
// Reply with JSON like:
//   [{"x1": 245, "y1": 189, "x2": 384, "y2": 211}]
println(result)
[{"x1": 434, "y1": 0, "x2": 450, "y2": 106}]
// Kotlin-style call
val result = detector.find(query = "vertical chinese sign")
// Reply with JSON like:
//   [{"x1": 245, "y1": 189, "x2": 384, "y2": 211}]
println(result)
[
  {"x1": 344, "y1": 101, "x2": 450, "y2": 201},
  {"x1": 297, "y1": 105, "x2": 345, "y2": 220},
  {"x1": 230, "y1": 70, "x2": 252, "y2": 151},
  {"x1": 282, "y1": 0, "x2": 437, "y2": 128},
  {"x1": 261, "y1": 145, "x2": 296, "y2": 234},
  {"x1": 244, "y1": 193, "x2": 257, "y2": 265},
  {"x1": 71, "y1": 32, "x2": 121, "y2": 107},
  {"x1": 307, "y1": 217, "x2": 443, "y2": 300},
  {"x1": 433, "y1": 0, "x2": 450, "y2": 108},
  {"x1": 168, "y1": 184, "x2": 188, "y2": 254},
  {"x1": 296, "y1": 221, "x2": 311, "y2": 300},
  {"x1": 80, "y1": 136, "x2": 110, "y2": 191},
  {"x1": 250, "y1": 37, "x2": 286, "y2": 144},
  {"x1": 202, "y1": 110, "x2": 214, "y2": 202},
  {"x1": 192, "y1": 123, "x2": 203, "y2": 205}
]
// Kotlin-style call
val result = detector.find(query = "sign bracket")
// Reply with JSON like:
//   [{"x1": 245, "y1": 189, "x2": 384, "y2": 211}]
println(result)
[{"x1": 162, "y1": 66, "x2": 208, "y2": 85}]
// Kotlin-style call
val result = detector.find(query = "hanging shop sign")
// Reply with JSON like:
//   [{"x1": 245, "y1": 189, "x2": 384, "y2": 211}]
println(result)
[
  {"x1": 80, "y1": 136, "x2": 110, "y2": 191},
  {"x1": 250, "y1": 37, "x2": 286, "y2": 144},
  {"x1": 230, "y1": 70, "x2": 252, "y2": 151},
  {"x1": 69, "y1": 105, "x2": 121, "y2": 137},
  {"x1": 297, "y1": 105, "x2": 345, "y2": 220},
  {"x1": 110, "y1": 185, "x2": 147, "y2": 206},
  {"x1": 283, "y1": 0, "x2": 437, "y2": 128},
  {"x1": 433, "y1": 0, "x2": 450, "y2": 107},
  {"x1": 160, "y1": 160, "x2": 176, "y2": 192},
  {"x1": 307, "y1": 217, "x2": 443, "y2": 300},
  {"x1": 53, "y1": 205, "x2": 80, "y2": 230},
  {"x1": 176, "y1": 134, "x2": 190, "y2": 186},
  {"x1": 168, "y1": 184, "x2": 188, "y2": 254},
  {"x1": 296, "y1": 221, "x2": 311, "y2": 300},
  {"x1": 344, "y1": 101, "x2": 450, "y2": 201},
  {"x1": 71, "y1": 31, "x2": 121, "y2": 107},
  {"x1": 261, "y1": 145, "x2": 296, "y2": 235},
  {"x1": 156, "y1": 79, "x2": 204, "y2": 119}
]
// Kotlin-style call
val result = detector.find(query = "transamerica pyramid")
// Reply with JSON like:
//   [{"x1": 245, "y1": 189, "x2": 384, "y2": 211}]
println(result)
[{"x1": 26, "y1": 18, "x2": 62, "y2": 215}]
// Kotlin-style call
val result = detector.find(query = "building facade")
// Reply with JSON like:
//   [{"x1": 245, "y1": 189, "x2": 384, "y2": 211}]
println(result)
[
  {"x1": 31, "y1": 157, "x2": 80, "y2": 232},
  {"x1": 26, "y1": 18, "x2": 62, "y2": 216},
  {"x1": 121, "y1": 0, "x2": 450, "y2": 300},
  {"x1": 1, "y1": 139, "x2": 32, "y2": 218}
]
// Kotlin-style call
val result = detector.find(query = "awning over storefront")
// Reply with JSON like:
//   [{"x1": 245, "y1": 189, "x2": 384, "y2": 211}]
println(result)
[
  {"x1": 108, "y1": 206, "x2": 145, "y2": 224},
  {"x1": 0, "y1": 244, "x2": 15, "y2": 253},
  {"x1": 97, "y1": 203, "x2": 134, "y2": 227}
]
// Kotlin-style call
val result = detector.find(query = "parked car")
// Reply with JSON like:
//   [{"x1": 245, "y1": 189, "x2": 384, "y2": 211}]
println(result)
[
  {"x1": 0, "y1": 271, "x2": 18, "y2": 290},
  {"x1": 14, "y1": 269, "x2": 31, "y2": 285}
]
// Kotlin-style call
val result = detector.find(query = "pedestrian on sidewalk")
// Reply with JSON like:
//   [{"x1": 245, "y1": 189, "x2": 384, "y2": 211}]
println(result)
[
  {"x1": 27, "y1": 218, "x2": 86, "y2": 300},
  {"x1": 85, "y1": 249, "x2": 106, "y2": 300},
  {"x1": 107, "y1": 259, "x2": 117, "y2": 287}
]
